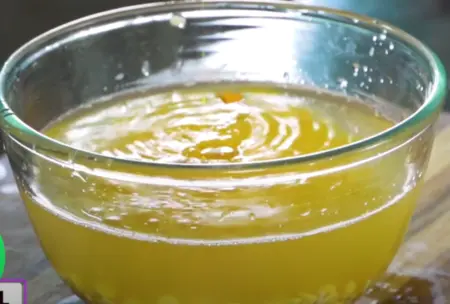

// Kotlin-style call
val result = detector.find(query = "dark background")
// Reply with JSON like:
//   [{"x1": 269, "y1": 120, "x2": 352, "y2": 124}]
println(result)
[{"x1": 1, "y1": 0, "x2": 450, "y2": 109}]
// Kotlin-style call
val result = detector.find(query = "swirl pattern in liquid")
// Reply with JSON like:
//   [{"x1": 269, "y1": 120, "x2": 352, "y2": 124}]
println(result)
[{"x1": 46, "y1": 86, "x2": 391, "y2": 164}]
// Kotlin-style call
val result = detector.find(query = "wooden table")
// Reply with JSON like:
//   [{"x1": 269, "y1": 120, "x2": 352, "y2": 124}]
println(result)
[{"x1": 3, "y1": 115, "x2": 450, "y2": 304}]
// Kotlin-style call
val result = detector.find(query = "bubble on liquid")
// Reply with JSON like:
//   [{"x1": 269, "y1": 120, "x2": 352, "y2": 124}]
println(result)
[
  {"x1": 301, "y1": 210, "x2": 311, "y2": 217},
  {"x1": 249, "y1": 212, "x2": 256, "y2": 221},
  {"x1": 141, "y1": 60, "x2": 151, "y2": 76},
  {"x1": 104, "y1": 215, "x2": 122, "y2": 222},
  {"x1": 338, "y1": 78, "x2": 348, "y2": 89},
  {"x1": 389, "y1": 42, "x2": 395, "y2": 50},
  {"x1": 89, "y1": 207, "x2": 104, "y2": 214},
  {"x1": 372, "y1": 36, "x2": 378, "y2": 42},
  {"x1": 313, "y1": 121, "x2": 321, "y2": 131},
  {"x1": 369, "y1": 47, "x2": 375, "y2": 57},
  {"x1": 353, "y1": 62, "x2": 360, "y2": 76},
  {"x1": 115, "y1": 73, "x2": 125, "y2": 81},
  {"x1": 169, "y1": 14, "x2": 186, "y2": 29},
  {"x1": 379, "y1": 33, "x2": 387, "y2": 41},
  {"x1": 177, "y1": 217, "x2": 192, "y2": 224},
  {"x1": 330, "y1": 181, "x2": 342, "y2": 191}
]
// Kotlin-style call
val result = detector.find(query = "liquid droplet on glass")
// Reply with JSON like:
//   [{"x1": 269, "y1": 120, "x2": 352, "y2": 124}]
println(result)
[
  {"x1": 170, "y1": 14, "x2": 187, "y2": 29},
  {"x1": 172, "y1": 59, "x2": 184, "y2": 74},
  {"x1": 141, "y1": 60, "x2": 151, "y2": 77},
  {"x1": 115, "y1": 73, "x2": 125, "y2": 81}
]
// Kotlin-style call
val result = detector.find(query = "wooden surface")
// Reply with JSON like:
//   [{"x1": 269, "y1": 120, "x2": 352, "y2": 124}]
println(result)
[{"x1": 2, "y1": 115, "x2": 450, "y2": 303}]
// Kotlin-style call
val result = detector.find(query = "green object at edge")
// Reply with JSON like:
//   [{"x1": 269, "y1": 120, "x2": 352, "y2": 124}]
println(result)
[{"x1": 0, "y1": 236, "x2": 4, "y2": 278}]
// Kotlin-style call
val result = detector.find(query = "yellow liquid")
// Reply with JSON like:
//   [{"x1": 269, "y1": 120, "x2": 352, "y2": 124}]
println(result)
[{"x1": 24, "y1": 84, "x2": 419, "y2": 303}]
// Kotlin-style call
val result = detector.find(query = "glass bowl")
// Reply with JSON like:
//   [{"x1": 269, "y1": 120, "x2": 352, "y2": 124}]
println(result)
[{"x1": 0, "y1": 1, "x2": 446, "y2": 303}]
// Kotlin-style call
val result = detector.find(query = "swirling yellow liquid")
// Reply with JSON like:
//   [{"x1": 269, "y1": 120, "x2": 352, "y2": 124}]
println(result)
[{"x1": 23, "y1": 84, "x2": 420, "y2": 304}]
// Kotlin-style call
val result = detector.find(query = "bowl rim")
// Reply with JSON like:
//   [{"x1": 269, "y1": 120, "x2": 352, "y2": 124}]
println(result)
[{"x1": 0, "y1": 0, "x2": 447, "y2": 170}]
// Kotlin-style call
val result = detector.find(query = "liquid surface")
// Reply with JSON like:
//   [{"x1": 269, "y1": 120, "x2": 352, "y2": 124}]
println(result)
[
  {"x1": 45, "y1": 85, "x2": 392, "y2": 164},
  {"x1": 26, "y1": 84, "x2": 420, "y2": 303}
]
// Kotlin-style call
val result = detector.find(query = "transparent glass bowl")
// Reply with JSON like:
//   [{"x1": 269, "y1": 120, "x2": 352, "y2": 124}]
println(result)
[{"x1": 0, "y1": 1, "x2": 446, "y2": 303}]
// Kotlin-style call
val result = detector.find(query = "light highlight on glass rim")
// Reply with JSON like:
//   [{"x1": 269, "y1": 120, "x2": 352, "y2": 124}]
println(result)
[{"x1": 0, "y1": 0, "x2": 446, "y2": 170}]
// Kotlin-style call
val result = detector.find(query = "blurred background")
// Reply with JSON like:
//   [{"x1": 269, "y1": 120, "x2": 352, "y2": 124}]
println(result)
[{"x1": 0, "y1": 0, "x2": 449, "y2": 110}]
